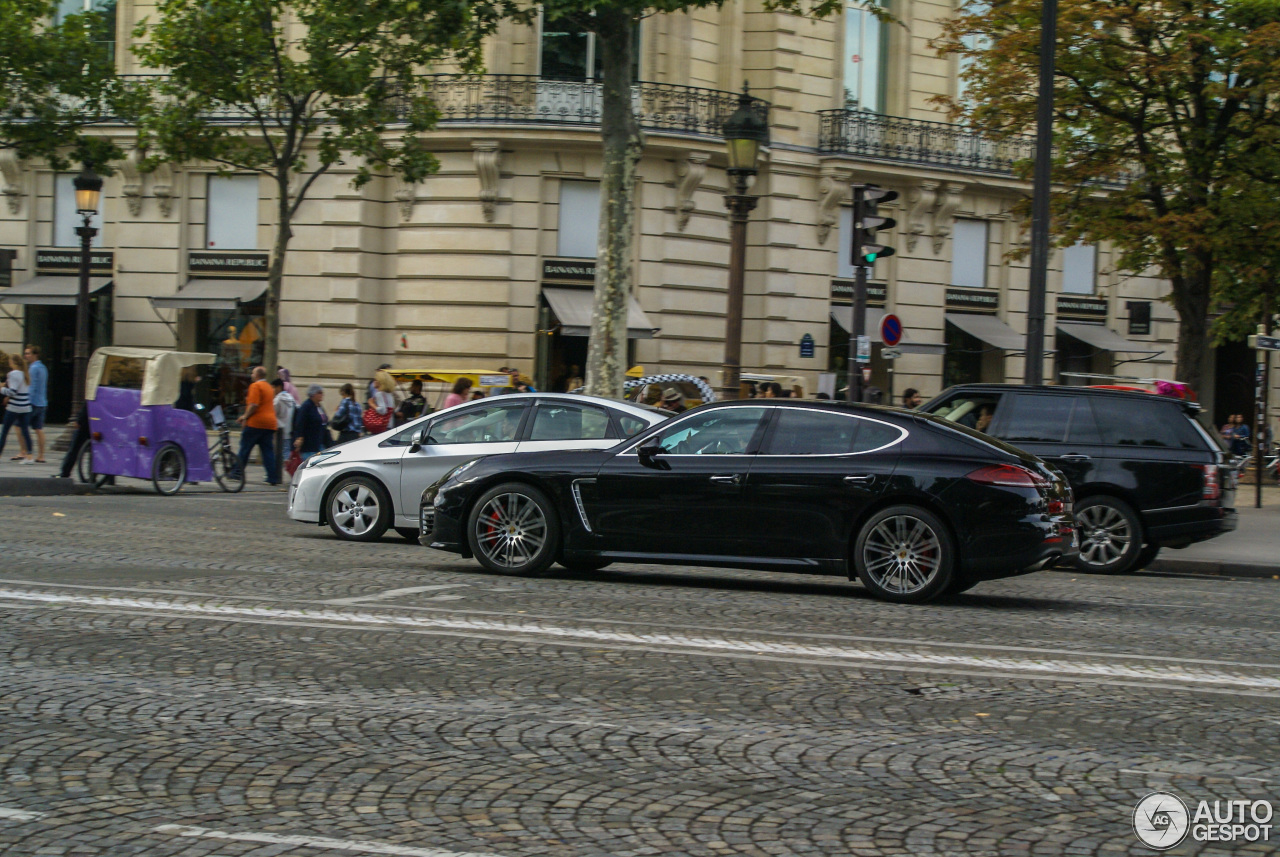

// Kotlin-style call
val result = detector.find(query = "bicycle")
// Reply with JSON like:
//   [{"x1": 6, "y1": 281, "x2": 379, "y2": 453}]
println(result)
[{"x1": 198, "y1": 403, "x2": 246, "y2": 493}]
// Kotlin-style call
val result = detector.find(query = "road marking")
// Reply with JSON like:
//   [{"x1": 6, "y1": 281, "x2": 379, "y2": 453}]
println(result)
[
  {"x1": 0, "y1": 807, "x2": 45, "y2": 822},
  {"x1": 5, "y1": 588, "x2": 1280, "y2": 693},
  {"x1": 324, "y1": 585, "x2": 471, "y2": 606},
  {"x1": 153, "y1": 823, "x2": 505, "y2": 857}
]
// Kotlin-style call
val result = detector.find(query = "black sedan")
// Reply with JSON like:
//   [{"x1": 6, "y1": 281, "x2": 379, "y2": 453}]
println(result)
[{"x1": 418, "y1": 400, "x2": 1077, "y2": 603}]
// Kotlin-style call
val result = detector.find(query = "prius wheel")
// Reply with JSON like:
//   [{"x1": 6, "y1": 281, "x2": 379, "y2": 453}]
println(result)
[
  {"x1": 1074, "y1": 496, "x2": 1142, "y2": 574},
  {"x1": 467, "y1": 482, "x2": 559, "y2": 577},
  {"x1": 855, "y1": 505, "x2": 955, "y2": 604},
  {"x1": 326, "y1": 476, "x2": 392, "y2": 541},
  {"x1": 151, "y1": 445, "x2": 187, "y2": 495}
]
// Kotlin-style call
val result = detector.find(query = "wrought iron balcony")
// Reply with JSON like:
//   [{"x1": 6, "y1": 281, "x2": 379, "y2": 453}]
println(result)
[
  {"x1": 419, "y1": 75, "x2": 769, "y2": 139},
  {"x1": 818, "y1": 109, "x2": 1035, "y2": 176}
]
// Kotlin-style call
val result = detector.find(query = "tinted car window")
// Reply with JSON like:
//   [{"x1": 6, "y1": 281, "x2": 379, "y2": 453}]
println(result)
[
  {"x1": 529, "y1": 402, "x2": 612, "y2": 440},
  {"x1": 998, "y1": 395, "x2": 1075, "y2": 443},
  {"x1": 426, "y1": 403, "x2": 525, "y2": 444},
  {"x1": 764, "y1": 409, "x2": 904, "y2": 455},
  {"x1": 1089, "y1": 397, "x2": 1187, "y2": 448},
  {"x1": 929, "y1": 393, "x2": 1003, "y2": 432},
  {"x1": 617, "y1": 413, "x2": 652, "y2": 437},
  {"x1": 383, "y1": 420, "x2": 426, "y2": 447},
  {"x1": 855, "y1": 420, "x2": 904, "y2": 452},
  {"x1": 654, "y1": 407, "x2": 766, "y2": 455}
]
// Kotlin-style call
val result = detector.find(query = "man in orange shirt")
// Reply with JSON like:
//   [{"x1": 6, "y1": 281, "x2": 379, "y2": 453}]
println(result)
[{"x1": 237, "y1": 365, "x2": 280, "y2": 485}]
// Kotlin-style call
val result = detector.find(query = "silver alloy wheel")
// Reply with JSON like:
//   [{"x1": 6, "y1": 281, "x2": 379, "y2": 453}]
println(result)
[
  {"x1": 331, "y1": 482, "x2": 382, "y2": 537},
  {"x1": 474, "y1": 492, "x2": 548, "y2": 569},
  {"x1": 861, "y1": 514, "x2": 943, "y2": 595},
  {"x1": 1077, "y1": 503, "x2": 1132, "y2": 568}
]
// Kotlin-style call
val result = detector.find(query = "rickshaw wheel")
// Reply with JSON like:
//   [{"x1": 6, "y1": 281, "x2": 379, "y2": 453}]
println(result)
[
  {"x1": 76, "y1": 444, "x2": 110, "y2": 489},
  {"x1": 212, "y1": 448, "x2": 246, "y2": 493},
  {"x1": 151, "y1": 445, "x2": 188, "y2": 495}
]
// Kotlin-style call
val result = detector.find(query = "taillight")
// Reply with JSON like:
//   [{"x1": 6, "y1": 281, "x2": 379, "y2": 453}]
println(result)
[
  {"x1": 1199, "y1": 465, "x2": 1220, "y2": 501},
  {"x1": 1047, "y1": 500, "x2": 1065, "y2": 515},
  {"x1": 966, "y1": 464, "x2": 1048, "y2": 488}
]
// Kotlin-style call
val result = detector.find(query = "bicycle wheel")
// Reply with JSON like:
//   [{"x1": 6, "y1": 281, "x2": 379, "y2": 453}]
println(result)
[
  {"x1": 212, "y1": 446, "x2": 246, "y2": 493},
  {"x1": 151, "y1": 445, "x2": 187, "y2": 495},
  {"x1": 75, "y1": 444, "x2": 110, "y2": 489}
]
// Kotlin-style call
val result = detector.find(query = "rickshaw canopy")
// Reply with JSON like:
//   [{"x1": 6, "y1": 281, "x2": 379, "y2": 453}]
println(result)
[
  {"x1": 86, "y1": 347, "x2": 216, "y2": 407},
  {"x1": 386, "y1": 368, "x2": 512, "y2": 390}
]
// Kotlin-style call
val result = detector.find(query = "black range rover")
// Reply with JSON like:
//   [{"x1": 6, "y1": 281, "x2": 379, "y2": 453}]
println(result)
[{"x1": 921, "y1": 384, "x2": 1236, "y2": 574}]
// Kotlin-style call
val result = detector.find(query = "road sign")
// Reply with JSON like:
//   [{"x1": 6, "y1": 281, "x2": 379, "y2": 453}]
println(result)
[
  {"x1": 881, "y1": 347, "x2": 902, "y2": 359},
  {"x1": 880, "y1": 313, "x2": 902, "y2": 347},
  {"x1": 799, "y1": 333, "x2": 815, "y2": 358},
  {"x1": 856, "y1": 335, "x2": 871, "y2": 363},
  {"x1": 1248, "y1": 334, "x2": 1280, "y2": 351}
]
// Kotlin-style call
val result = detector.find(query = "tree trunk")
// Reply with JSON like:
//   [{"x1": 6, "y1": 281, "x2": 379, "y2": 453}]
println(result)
[
  {"x1": 1172, "y1": 269, "x2": 1212, "y2": 394},
  {"x1": 262, "y1": 175, "x2": 292, "y2": 377},
  {"x1": 583, "y1": 10, "x2": 643, "y2": 399}
]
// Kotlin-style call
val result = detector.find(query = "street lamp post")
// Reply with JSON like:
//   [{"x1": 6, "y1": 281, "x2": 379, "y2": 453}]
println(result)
[
  {"x1": 70, "y1": 167, "x2": 103, "y2": 421},
  {"x1": 720, "y1": 83, "x2": 769, "y2": 401}
]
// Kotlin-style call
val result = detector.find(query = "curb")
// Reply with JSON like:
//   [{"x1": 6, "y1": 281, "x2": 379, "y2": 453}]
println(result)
[
  {"x1": 1145, "y1": 558, "x2": 1280, "y2": 581},
  {"x1": 0, "y1": 477, "x2": 94, "y2": 497}
]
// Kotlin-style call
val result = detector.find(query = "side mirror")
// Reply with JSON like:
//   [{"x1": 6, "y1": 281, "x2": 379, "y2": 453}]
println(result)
[
  {"x1": 637, "y1": 439, "x2": 663, "y2": 464},
  {"x1": 408, "y1": 442, "x2": 422, "y2": 454}
]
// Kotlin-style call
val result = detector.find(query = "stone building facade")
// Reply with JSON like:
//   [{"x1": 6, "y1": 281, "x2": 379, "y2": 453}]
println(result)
[{"x1": 0, "y1": 0, "x2": 1182, "y2": 421}]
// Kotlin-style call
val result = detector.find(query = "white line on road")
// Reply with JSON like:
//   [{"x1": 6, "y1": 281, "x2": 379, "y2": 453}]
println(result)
[
  {"x1": 324, "y1": 585, "x2": 471, "y2": 605},
  {"x1": 0, "y1": 807, "x2": 46, "y2": 822},
  {"x1": 5, "y1": 587, "x2": 1280, "y2": 693},
  {"x1": 153, "y1": 823, "x2": 505, "y2": 857}
]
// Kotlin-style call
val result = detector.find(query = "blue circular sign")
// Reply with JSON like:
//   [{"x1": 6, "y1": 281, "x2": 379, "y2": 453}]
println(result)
[{"x1": 881, "y1": 314, "x2": 903, "y2": 347}]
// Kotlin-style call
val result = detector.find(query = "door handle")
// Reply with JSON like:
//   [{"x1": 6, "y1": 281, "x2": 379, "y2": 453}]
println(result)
[
  {"x1": 710, "y1": 474, "x2": 741, "y2": 485},
  {"x1": 844, "y1": 475, "x2": 875, "y2": 484},
  {"x1": 1058, "y1": 454, "x2": 1091, "y2": 461}
]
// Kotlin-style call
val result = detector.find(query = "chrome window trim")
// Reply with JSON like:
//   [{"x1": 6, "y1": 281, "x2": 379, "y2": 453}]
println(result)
[{"x1": 761, "y1": 408, "x2": 908, "y2": 457}]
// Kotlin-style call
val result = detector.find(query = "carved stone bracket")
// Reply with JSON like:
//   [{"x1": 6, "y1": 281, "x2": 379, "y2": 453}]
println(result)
[
  {"x1": 674, "y1": 152, "x2": 709, "y2": 232},
  {"x1": 393, "y1": 175, "x2": 416, "y2": 222},
  {"x1": 904, "y1": 181, "x2": 938, "y2": 253},
  {"x1": 815, "y1": 164, "x2": 853, "y2": 245},
  {"x1": 472, "y1": 140, "x2": 500, "y2": 223},
  {"x1": 120, "y1": 148, "x2": 144, "y2": 217},
  {"x1": 0, "y1": 150, "x2": 25, "y2": 215},
  {"x1": 932, "y1": 182, "x2": 966, "y2": 254},
  {"x1": 152, "y1": 162, "x2": 175, "y2": 218}
]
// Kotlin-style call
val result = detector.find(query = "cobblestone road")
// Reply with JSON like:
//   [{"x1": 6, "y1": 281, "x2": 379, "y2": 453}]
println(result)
[{"x1": 0, "y1": 488, "x2": 1276, "y2": 856}]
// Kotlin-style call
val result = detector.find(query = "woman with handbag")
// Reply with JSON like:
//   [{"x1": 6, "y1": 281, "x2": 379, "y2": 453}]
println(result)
[
  {"x1": 364, "y1": 370, "x2": 396, "y2": 435},
  {"x1": 331, "y1": 383, "x2": 364, "y2": 443}
]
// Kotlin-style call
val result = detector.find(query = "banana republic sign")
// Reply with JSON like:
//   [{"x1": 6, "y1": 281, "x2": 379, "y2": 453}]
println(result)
[
  {"x1": 541, "y1": 259, "x2": 595, "y2": 284},
  {"x1": 36, "y1": 249, "x2": 113, "y2": 274},
  {"x1": 188, "y1": 251, "x2": 270, "y2": 277}
]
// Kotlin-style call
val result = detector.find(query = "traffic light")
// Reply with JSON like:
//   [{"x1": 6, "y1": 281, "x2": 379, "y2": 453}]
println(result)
[{"x1": 853, "y1": 184, "x2": 898, "y2": 267}]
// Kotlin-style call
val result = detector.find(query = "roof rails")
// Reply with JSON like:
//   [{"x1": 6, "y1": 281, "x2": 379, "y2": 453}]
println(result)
[{"x1": 1059, "y1": 372, "x2": 1187, "y2": 386}]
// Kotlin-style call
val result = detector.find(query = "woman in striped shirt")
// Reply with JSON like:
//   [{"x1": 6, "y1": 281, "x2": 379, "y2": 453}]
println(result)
[{"x1": 0, "y1": 353, "x2": 33, "y2": 462}]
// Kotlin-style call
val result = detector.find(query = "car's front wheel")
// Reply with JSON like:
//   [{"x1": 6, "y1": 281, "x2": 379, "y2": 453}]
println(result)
[
  {"x1": 467, "y1": 482, "x2": 560, "y2": 577},
  {"x1": 326, "y1": 476, "x2": 392, "y2": 541},
  {"x1": 1074, "y1": 496, "x2": 1142, "y2": 574},
  {"x1": 854, "y1": 505, "x2": 955, "y2": 604}
]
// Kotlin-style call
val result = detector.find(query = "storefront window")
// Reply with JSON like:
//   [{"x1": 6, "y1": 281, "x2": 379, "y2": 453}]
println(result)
[
  {"x1": 206, "y1": 176, "x2": 259, "y2": 250},
  {"x1": 944, "y1": 321, "x2": 985, "y2": 387},
  {"x1": 950, "y1": 219, "x2": 988, "y2": 288},
  {"x1": 1061, "y1": 242, "x2": 1097, "y2": 294},
  {"x1": 557, "y1": 181, "x2": 601, "y2": 258}
]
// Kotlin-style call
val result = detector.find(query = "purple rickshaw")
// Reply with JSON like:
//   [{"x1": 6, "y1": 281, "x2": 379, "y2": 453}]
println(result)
[{"x1": 84, "y1": 347, "x2": 217, "y2": 494}]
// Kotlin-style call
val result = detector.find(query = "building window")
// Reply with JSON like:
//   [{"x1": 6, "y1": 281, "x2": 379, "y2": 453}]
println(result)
[
  {"x1": 206, "y1": 175, "x2": 259, "y2": 250},
  {"x1": 843, "y1": 2, "x2": 885, "y2": 112},
  {"x1": 53, "y1": 173, "x2": 103, "y2": 248},
  {"x1": 1061, "y1": 241, "x2": 1096, "y2": 294},
  {"x1": 950, "y1": 219, "x2": 988, "y2": 288},
  {"x1": 56, "y1": 0, "x2": 117, "y2": 61},
  {"x1": 540, "y1": 13, "x2": 639, "y2": 82},
  {"x1": 557, "y1": 180, "x2": 600, "y2": 258},
  {"x1": 956, "y1": 2, "x2": 992, "y2": 104}
]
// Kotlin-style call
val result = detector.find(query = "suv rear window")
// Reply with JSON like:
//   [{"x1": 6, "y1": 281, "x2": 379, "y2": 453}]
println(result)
[{"x1": 1088, "y1": 397, "x2": 1205, "y2": 449}]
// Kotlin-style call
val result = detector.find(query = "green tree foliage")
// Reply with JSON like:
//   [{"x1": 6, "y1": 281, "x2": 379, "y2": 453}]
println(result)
[
  {"x1": 132, "y1": 0, "x2": 522, "y2": 373},
  {"x1": 934, "y1": 0, "x2": 1280, "y2": 391},
  {"x1": 0, "y1": 0, "x2": 121, "y2": 169}
]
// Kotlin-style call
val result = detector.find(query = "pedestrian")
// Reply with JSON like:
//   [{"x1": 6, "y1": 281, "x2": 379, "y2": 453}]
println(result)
[
  {"x1": 332, "y1": 383, "x2": 364, "y2": 443},
  {"x1": 396, "y1": 379, "x2": 428, "y2": 424},
  {"x1": 278, "y1": 366, "x2": 302, "y2": 404},
  {"x1": 659, "y1": 387, "x2": 687, "y2": 414},
  {"x1": 272, "y1": 377, "x2": 297, "y2": 473},
  {"x1": 901, "y1": 387, "x2": 923, "y2": 409},
  {"x1": 1229, "y1": 414, "x2": 1251, "y2": 457},
  {"x1": 470, "y1": 389, "x2": 486, "y2": 401},
  {"x1": 0, "y1": 353, "x2": 33, "y2": 463},
  {"x1": 23, "y1": 344, "x2": 48, "y2": 462},
  {"x1": 364, "y1": 369, "x2": 396, "y2": 434},
  {"x1": 442, "y1": 378, "x2": 473, "y2": 409},
  {"x1": 236, "y1": 365, "x2": 279, "y2": 485},
  {"x1": 292, "y1": 384, "x2": 331, "y2": 460},
  {"x1": 367, "y1": 363, "x2": 392, "y2": 401},
  {"x1": 176, "y1": 365, "x2": 200, "y2": 412}
]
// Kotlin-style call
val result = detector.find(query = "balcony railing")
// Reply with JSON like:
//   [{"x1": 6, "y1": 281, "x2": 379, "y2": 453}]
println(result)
[
  {"x1": 818, "y1": 109, "x2": 1036, "y2": 176},
  {"x1": 116, "y1": 74, "x2": 770, "y2": 139}
]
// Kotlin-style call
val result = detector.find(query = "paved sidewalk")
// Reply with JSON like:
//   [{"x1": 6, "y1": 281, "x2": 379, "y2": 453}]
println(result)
[{"x1": 1146, "y1": 489, "x2": 1280, "y2": 578}]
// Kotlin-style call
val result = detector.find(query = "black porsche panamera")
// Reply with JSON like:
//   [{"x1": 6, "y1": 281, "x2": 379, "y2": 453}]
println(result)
[{"x1": 418, "y1": 400, "x2": 1077, "y2": 604}]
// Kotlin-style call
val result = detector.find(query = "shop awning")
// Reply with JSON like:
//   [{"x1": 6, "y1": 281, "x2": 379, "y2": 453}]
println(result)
[
  {"x1": 0, "y1": 275, "x2": 112, "y2": 306},
  {"x1": 149, "y1": 278, "x2": 268, "y2": 311},
  {"x1": 543, "y1": 287, "x2": 658, "y2": 339},
  {"x1": 945, "y1": 312, "x2": 1025, "y2": 351},
  {"x1": 830, "y1": 306, "x2": 945, "y2": 355},
  {"x1": 1056, "y1": 322, "x2": 1160, "y2": 354}
]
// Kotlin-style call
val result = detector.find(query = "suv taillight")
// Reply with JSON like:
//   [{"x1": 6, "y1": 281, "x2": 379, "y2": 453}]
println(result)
[
  {"x1": 966, "y1": 464, "x2": 1048, "y2": 488},
  {"x1": 1199, "y1": 464, "x2": 1220, "y2": 501}
]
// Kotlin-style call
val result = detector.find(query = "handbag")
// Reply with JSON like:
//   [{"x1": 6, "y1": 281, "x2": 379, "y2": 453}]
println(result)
[
  {"x1": 364, "y1": 406, "x2": 391, "y2": 434},
  {"x1": 330, "y1": 400, "x2": 351, "y2": 432},
  {"x1": 284, "y1": 450, "x2": 303, "y2": 476}
]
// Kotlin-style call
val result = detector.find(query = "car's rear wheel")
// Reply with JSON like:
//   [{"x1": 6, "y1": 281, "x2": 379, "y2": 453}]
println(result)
[
  {"x1": 467, "y1": 482, "x2": 559, "y2": 577},
  {"x1": 1074, "y1": 496, "x2": 1142, "y2": 574},
  {"x1": 854, "y1": 505, "x2": 955, "y2": 604},
  {"x1": 151, "y1": 445, "x2": 187, "y2": 495},
  {"x1": 1131, "y1": 542, "x2": 1161, "y2": 572},
  {"x1": 327, "y1": 476, "x2": 392, "y2": 541}
]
